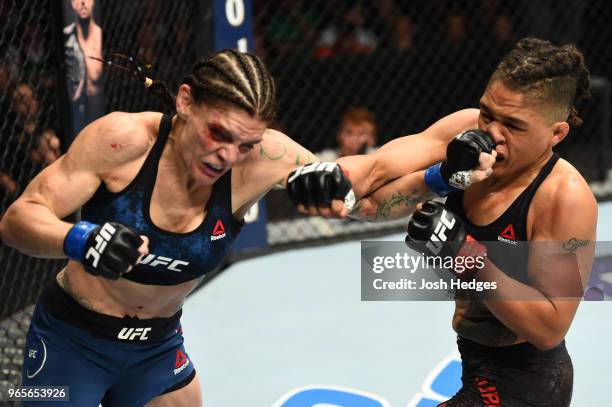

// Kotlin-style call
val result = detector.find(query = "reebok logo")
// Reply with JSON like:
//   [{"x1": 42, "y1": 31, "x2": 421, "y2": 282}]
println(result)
[
  {"x1": 174, "y1": 350, "x2": 190, "y2": 375},
  {"x1": 118, "y1": 327, "x2": 152, "y2": 341},
  {"x1": 210, "y1": 219, "x2": 227, "y2": 241},
  {"x1": 498, "y1": 224, "x2": 517, "y2": 245}
]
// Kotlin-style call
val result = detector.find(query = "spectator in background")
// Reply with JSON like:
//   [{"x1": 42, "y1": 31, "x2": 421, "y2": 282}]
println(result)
[
  {"x1": 12, "y1": 83, "x2": 40, "y2": 135},
  {"x1": 473, "y1": 1, "x2": 516, "y2": 58},
  {"x1": 64, "y1": 0, "x2": 104, "y2": 134},
  {"x1": 391, "y1": 15, "x2": 416, "y2": 52},
  {"x1": 138, "y1": 24, "x2": 158, "y2": 65},
  {"x1": 30, "y1": 129, "x2": 61, "y2": 167},
  {"x1": 0, "y1": 172, "x2": 17, "y2": 197},
  {"x1": 263, "y1": 0, "x2": 319, "y2": 58},
  {"x1": 11, "y1": 84, "x2": 61, "y2": 166},
  {"x1": 0, "y1": 83, "x2": 61, "y2": 206},
  {"x1": 318, "y1": 107, "x2": 378, "y2": 161},
  {"x1": 378, "y1": 0, "x2": 396, "y2": 27},
  {"x1": 447, "y1": 11, "x2": 467, "y2": 48},
  {"x1": 23, "y1": 23, "x2": 46, "y2": 72},
  {"x1": 315, "y1": 3, "x2": 377, "y2": 58},
  {"x1": 494, "y1": 14, "x2": 515, "y2": 48}
]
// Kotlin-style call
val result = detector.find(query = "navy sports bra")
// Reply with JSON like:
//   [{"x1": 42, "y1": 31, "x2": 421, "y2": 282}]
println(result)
[{"x1": 81, "y1": 114, "x2": 243, "y2": 285}]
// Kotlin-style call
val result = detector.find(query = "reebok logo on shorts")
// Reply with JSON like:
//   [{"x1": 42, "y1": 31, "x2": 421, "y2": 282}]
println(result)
[
  {"x1": 497, "y1": 224, "x2": 517, "y2": 245},
  {"x1": 210, "y1": 219, "x2": 226, "y2": 241},
  {"x1": 174, "y1": 350, "x2": 190, "y2": 375}
]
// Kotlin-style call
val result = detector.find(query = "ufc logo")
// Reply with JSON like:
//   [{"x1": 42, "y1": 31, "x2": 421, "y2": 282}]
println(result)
[
  {"x1": 287, "y1": 162, "x2": 337, "y2": 183},
  {"x1": 118, "y1": 327, "x2": 152, "y2": 341},
  {"x1": 425, "y1": 210, "x2": 456, "y2": 255},
  {"x1": 85, "y1": 223, "x2": 116, "y2": 268},
  {"x1": 139, "y1": 254, "x2": 189, "y2": 272}
]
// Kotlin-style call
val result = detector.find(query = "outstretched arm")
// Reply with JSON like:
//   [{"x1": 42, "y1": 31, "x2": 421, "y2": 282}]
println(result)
[
  {"x1": 349, "y1": 136, "x2": 496, "y2": 221},
  {"x1": 337, "y1": 109, "x2": 480, "y2": 198},
  {"x1": 231, "y1": 128, "x2": 319, "y2": 217},
  {"x1": 349, "y1": 170, "x2": 435, "y2": 221}
]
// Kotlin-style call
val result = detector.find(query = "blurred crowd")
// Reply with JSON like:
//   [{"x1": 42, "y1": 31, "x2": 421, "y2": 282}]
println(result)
[
  {"x1": 1, "y1": 0, "x2": 610, "y2": 210},
  {"x1": 0, "y1": 76, "x2": 62, "y2": 207},
  {"x1": 0, "y1": 1, "x2": 62, "y2": 211},
  {"x1": 254, "y1": 0, "x2": 517, "y2": 63},
  {"x1": 253, "y1": 0, "x2": 533, "y2": 157}
]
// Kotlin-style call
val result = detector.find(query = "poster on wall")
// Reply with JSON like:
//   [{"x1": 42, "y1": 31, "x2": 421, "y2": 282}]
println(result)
[{"x1": 61, "y1": 0, "x2": 105, "y2": 141}]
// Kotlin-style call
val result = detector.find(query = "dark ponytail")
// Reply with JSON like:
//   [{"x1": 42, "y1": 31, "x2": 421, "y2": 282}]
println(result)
[{"x1": 94, "y1": 49, "x2": 276, "y2": 123}]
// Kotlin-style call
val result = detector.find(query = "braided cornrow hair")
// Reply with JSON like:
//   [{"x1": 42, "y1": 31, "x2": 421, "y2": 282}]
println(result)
[
  {"x1": 182, "y1": 49, "x2": 276, "y2": 123},
  {"x1": 489, "y1": 37, "x2": 591, "y2": 126},
  {"x1": 95, "y1": 49, "x2": 276, "y2": 124}
]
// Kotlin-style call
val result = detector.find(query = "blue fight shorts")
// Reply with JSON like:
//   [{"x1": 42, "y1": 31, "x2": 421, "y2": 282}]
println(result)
[{"x1": 21, "y1": 280, "x2": 196, "y2": 407}]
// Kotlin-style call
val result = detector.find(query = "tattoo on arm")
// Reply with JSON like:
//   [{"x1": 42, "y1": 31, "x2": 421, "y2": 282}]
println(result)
[
  {"x1": 562, "y1": 238, "x2": 590, "y2": 253},
  {"x1": 375, "y1": 189, "x2": 435, "y2": 220},
  {"x1": 349, "y1": 199, "x2": 363, "y2": 215},
  {"x1": 58, "y1": 271, "x2": 97, "y2": 312}
]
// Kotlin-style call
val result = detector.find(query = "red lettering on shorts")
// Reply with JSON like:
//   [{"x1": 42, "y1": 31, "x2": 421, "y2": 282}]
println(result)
[{"x1": 475, "y1": 376, "x2": 501, "y2": 406}]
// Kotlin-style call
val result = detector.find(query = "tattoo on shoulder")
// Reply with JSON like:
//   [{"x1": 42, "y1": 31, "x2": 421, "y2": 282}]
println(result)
[
  {"x1": 375, "y1": 189, "x2": 435, "y2": 220},
  {"x1": 259, "y1": 141, "x2": 287, "y2": 161},
  {"x1": 563, "y1": 238, "x2": 590, "y2": 253}
]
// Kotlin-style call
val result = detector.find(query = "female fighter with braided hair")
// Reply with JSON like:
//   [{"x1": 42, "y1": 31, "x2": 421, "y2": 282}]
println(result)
[
  {"x1": 354, "y1": 38, "x2": 596, "y2": 406},
  {"x1": 1, "y1": 47, "x2": 494, "y2": 405},
  {"x1": 2, "y1": 49, "x2": 291, "y2": 406}
]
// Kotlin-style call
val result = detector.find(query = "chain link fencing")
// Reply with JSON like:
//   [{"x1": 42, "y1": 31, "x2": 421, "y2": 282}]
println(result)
[
  {"x1": 0, "y1": 0, "x2": 66, "y2": 401},
  {"x1": 255, "y1": 0, "x2": 612, "y2": 244}
]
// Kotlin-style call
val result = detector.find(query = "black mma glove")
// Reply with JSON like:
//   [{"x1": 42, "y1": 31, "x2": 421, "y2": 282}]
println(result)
[
  {"x1": 63, "y1": 221, "x2": 144, "y2": 280},
  {"x1": 425, "y1": 129, "x2": 496, "y2": 196},
  {"x1": 287, "y1": 162, "x2": 356, "y2": 211},
  {"x1": 405, "y1": 200, "x2": 486, "y2": 276}
]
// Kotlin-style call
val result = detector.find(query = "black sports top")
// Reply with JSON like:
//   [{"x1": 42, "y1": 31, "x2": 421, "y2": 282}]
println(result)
[
  {"x1": 81, "y1": 114, "x2": 243, "y2": 285},
  {"x1": 446, "y1": 154, "x2": 560, "y2": 346}
]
